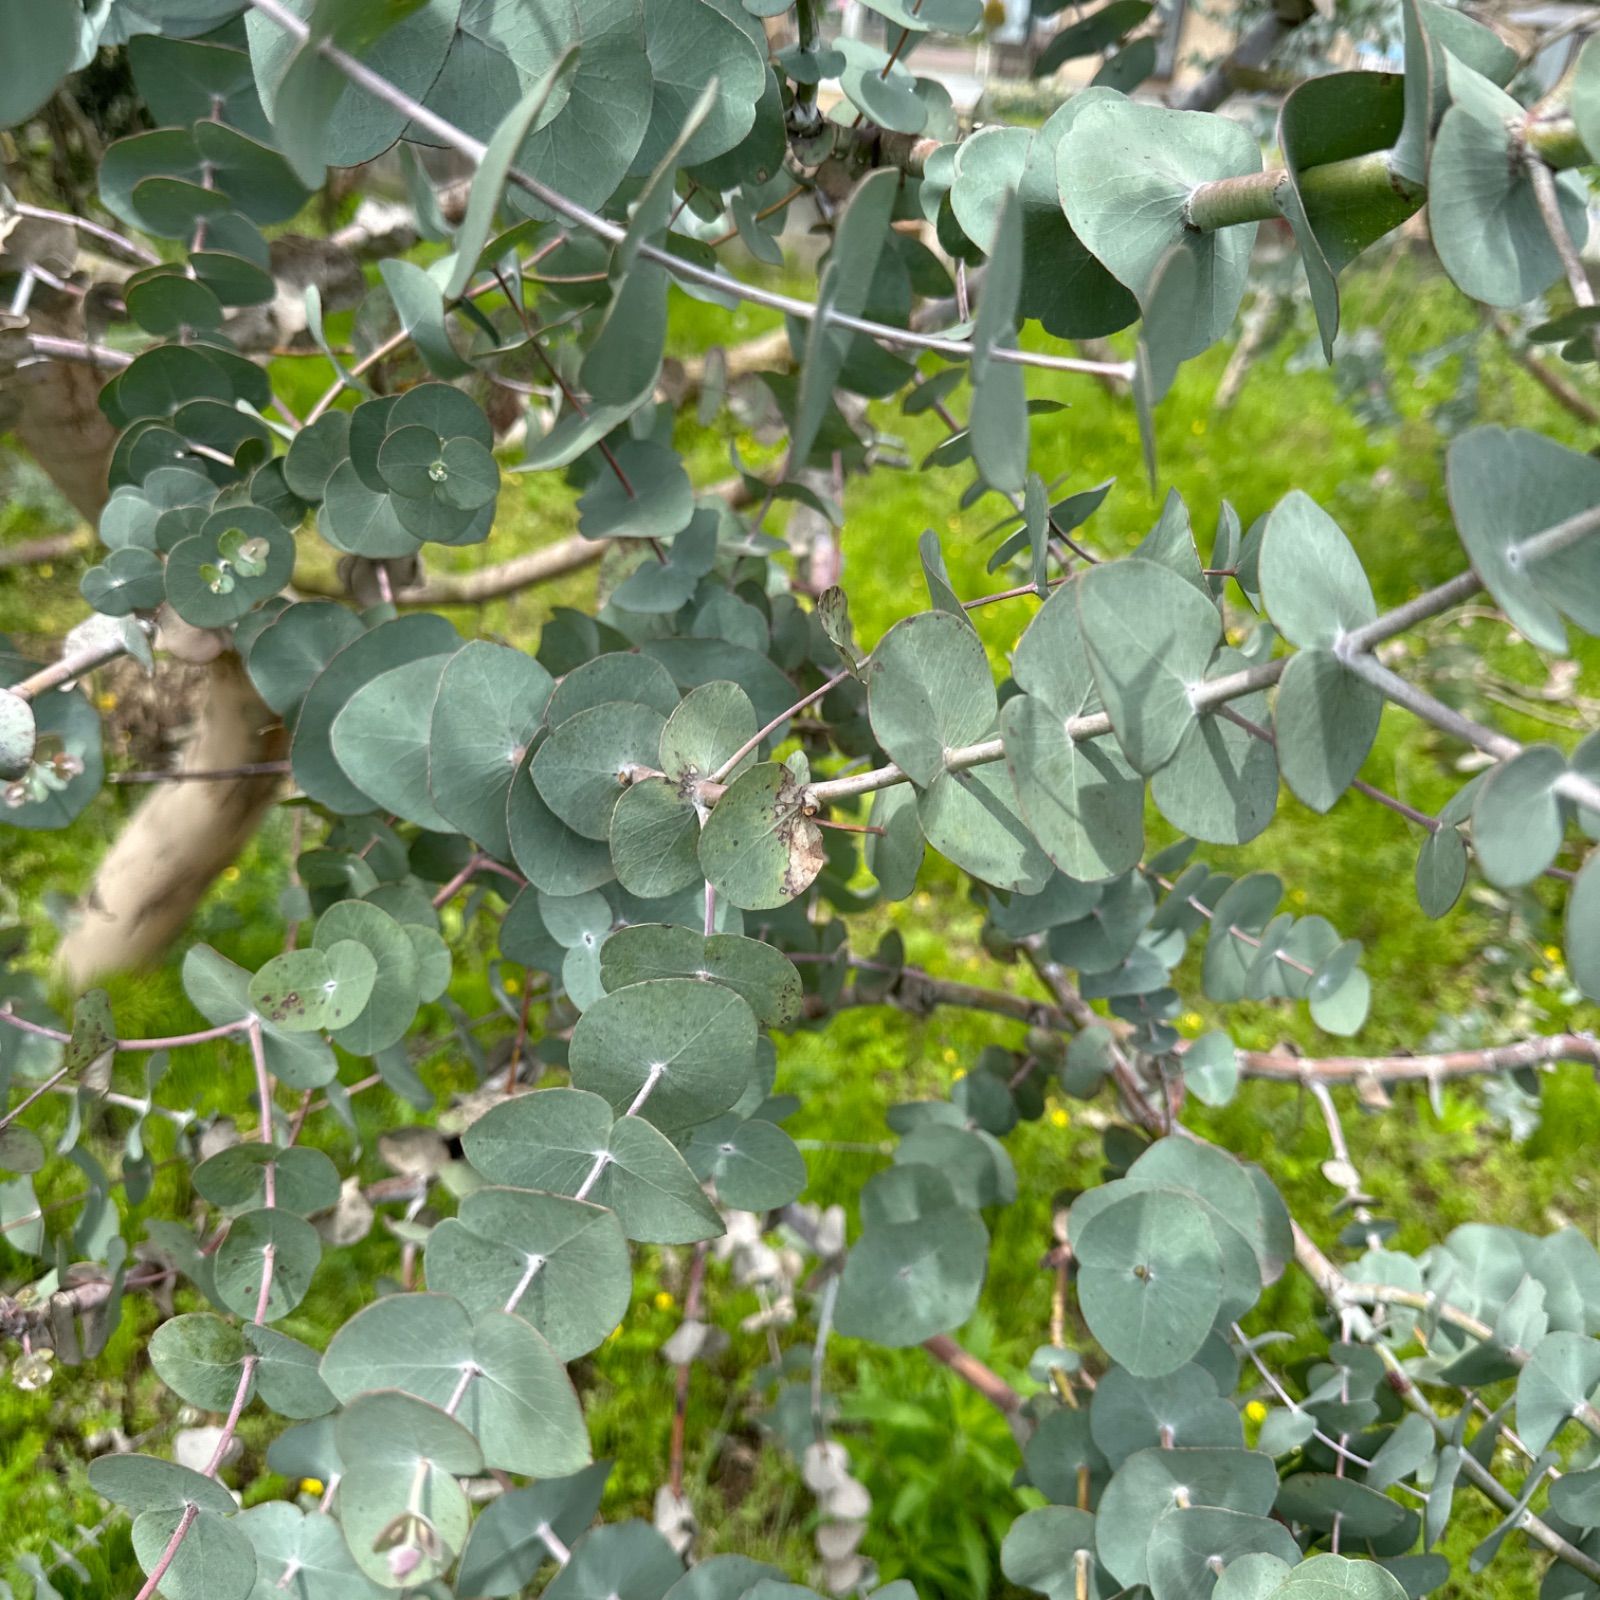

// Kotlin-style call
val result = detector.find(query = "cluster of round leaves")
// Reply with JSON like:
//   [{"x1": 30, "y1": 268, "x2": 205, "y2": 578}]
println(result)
[
  {"x1": 8, "y1": 4, "x2": 1600, "y2": 1598},
  {"x1": 1003, "y1": 1189, "x2": 1600, "y2": 1600}
]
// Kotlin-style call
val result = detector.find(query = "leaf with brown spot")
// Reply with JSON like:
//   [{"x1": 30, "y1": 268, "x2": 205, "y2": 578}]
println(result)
[{"x1": 697, "y1": 761, "x2": 826, "y2": 911}]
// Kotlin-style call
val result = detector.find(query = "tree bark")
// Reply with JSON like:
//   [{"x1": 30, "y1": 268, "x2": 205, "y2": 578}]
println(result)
[
  {"x1": 0, "y1": 280, "x2": 293, "y2": 986},
  {"x1": 56, "y1": 652, "x2": 287, "y2": 989}
]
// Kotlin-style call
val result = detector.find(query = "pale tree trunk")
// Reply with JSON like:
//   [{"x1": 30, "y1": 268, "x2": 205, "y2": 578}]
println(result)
[
  {"x1": 6, "y1": 306, "x2": 286, "y2": 989},
  {"x1": 56, "y1": 653, "x2": 286, "y2": 989}
]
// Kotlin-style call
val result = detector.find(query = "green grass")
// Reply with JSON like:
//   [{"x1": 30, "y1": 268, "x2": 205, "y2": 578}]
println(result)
[{"x1": 3, "y1": 251, "x2": 1599, "y2": 1598}]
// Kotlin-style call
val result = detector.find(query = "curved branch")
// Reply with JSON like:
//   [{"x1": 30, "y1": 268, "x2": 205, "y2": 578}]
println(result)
[
  {"x1": 240, "y1": 0, "x2": 1132, "y2": 383},
  {"x1": 1238, "y1": 1034, "x2": 1600, "y2": 1082},
  {"x1": 1169, "y1": 0, "x2": 1316, "y2": 113}
]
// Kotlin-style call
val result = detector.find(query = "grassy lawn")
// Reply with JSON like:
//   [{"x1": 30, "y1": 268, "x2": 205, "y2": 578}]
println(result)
[{"x1": 1, "y1": 247, "x2": 1597, "y2": 1598}]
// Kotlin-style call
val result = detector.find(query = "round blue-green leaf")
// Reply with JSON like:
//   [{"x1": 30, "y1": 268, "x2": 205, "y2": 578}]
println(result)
[
  {"x1": 81, "y1": 546, "x2": 166, "y2": 616},
  {"x1": 633, "y1": 0, "x2": 765, "y2": 171},
  {"x1": 1024, "y1": 1406, "x2": 1112, "y2": 1507},
  {"x1": 1516, "y1": 1329, "x2": 1600, "y2": 1452},
  {"x1": 1089, "y1": 1362, "x2": 1242, "y2": 1466},
  {"x1": 330, "y1": 654, "x2": 458, "y2": 831},
  {"x1": 833, "y1": 1192, "x2": 988, "y2": 1347},
  {"x1": 463, "y1": 1088, "x2": 722, "y2": 1245},
  {"x1": 244, "y1": 1325, "x2": 337, "y2": 1420},
  {"x1": 245, "y1": 601, "x2": 366, "y2": 720},
  {"x1": 323, "y1": 1294, "x2": 588, "y2": 1478},
  {"x1": 918, "y1": 762, "x2": 1053, "y2": 895},
  {"x1": 698, "y1": 762, "x2": 827, "y2": 911},
  {"x1": 835, "y1": 34, "x2": 926, "y2": 134},
  {"x1": 544, "y1": 1521, "x2": 685, "y2": 1600},
  {"x1": 236, "y1": 1502, "x2": 388, "y2": 1600},
  {"x1": 166, "y1": 515, "x2": 295, "y2": 629},
  {"x1": 0, "y1": 0, "x2": 80, "y2": 125},
  {"x1": 1430, "y1": 57, "x2": 1588, "y2": 309},
  {"x1": 436, "y1": 435, "x2": 500, "y2": 511},
  {"x1": 568, "y1": 977, "x2": 759, "y2": 1133},
  {"x1": 1569, "y1": 851, "x2": 1600, "y2": 1004},
  {"x1": 1275, "y1": 649, "x2": 1382, "y2": 814},
  {"x1": 1074, "y1": 1187, "x2": 1223, "y2": 1378},
  {"x1": 869, "y1": 610, "x2": 996, "y2": 787},
  {"x1": 660, "y1": 680, "x2": 757, "y2": 783},
  {"x1": 312, "y1": 899, "x2": 421, "y2": 1056},
  {"x1": 246, "y1": 941, "x2": 377, "y2": 1034},
  {"x1": 131, "y1": 1507, "x2": 255, "y2": 1600},
  {"x1": 1416, "y1": 825, "x2": 1469, "y2": 919},
  {"x1": 427, "y1": 640, "x2": 552, "y2": 858},
  {"x1": 425, "y1": 1186, "x2": 632, "y2": 1360},
  {"x1": 507, "y1": 748, "x2": 618, "y2": 896},
  {"x1": 89, "y1": 1452, "x2": 238, "y2": 1515},
  {"x1": 317, "y1": 458, "x2": 423, "y2": 559},
  {"x1": 456, "y1": 1464, "x2": 613, "y2": 1599},
  {"x1": 1269, "y1": 1555, "x2": 1408, "y2": 1600},
  {"x1": 1181, "y1": 1031, "x2": 1239, "y2": 1108},
  {"x1": 1309, "y1": 966, "x2": 1370, "y2": 1036},
  {"x1": 532, "y1": 700, "x2": 668, "y2": 841},
  {"x1": 281, "y1": 411, "x2": 352, "y2": 504},
  {"x1": 1150, "y1": 649, "x2": 1277, "y2": 847},
  {"x1": 1144, "y1": 1507, "x2": 1299, "y2": 1600},
  {"x1": 193, "y1": 1143, "x2": 341, "y2": 1216},
  {"x1": 1060, "y1": 98, "x2": 1260, "y2": 359},
  {"x1": 213, "y1": 1207, "x2": 322, "y2": 1321},
  {"x1": 334, "y1": 1390, "x2": 478, "y2": 1587},
  {"x1": 180, "y1": 945, "x2": 336, "y2": 1091},
  {"x1": 547, "y1": 653, "x2": 681, "y2": 727},
  {"x1": 610, "y1": 777, "x2": 704, "y2": 900},
  {"x1": 1446, "y1": 426, "x2": 1600, "y2": 657},
  {"x1": 1077, "y1": 557, "x2": 1222, "y2": 775},
  {"x1": 293, "y1": 613, "x2": 459, "y2": 813},
  {"x1": 1097, "y1": 1447, "x2": 1278, "y2": 1588},
  {"x1": 390, "y1": 380, "x2": 493, "y2": 448},
  {"x1": 377, "y1": 423, "x2": 447, "y2": 500},
  {"x1": 867, "y1": 782, "x2": 924, "y2": 900},
  {"x1": 1472, "y1": 744, "x2": 1569, "y2": 888},
  {"x1": 576, "y1": 440, "x2": 696, "y2": 542},
  {"x1": 600, "y1": 924, "x2": 802, "y2": 1028},
  {"x1": 1273, "y1": 1474, "x2": 1408, "y2": 1539},
  {"x1": 1001, "y1": 1506, "x2": 1109, "y2": 1600},
  {"x1": 150, "y1": 1313, "x2": 250, "y2": 1411},
  {"x1": 1257, "y1": 492, "x2": 1377, "y2": 650},
  {"x1": 1001, "y1": 692, "x2": 1144, "y2": 881},
  {"x1": 696, "y1": 1117, "x2": 806, "y2": 1211}
]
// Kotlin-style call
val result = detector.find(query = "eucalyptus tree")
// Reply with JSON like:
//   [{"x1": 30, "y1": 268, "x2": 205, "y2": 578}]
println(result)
[{"x1": 3, "y1": 2, "x2": 1600, "y2": 1598}]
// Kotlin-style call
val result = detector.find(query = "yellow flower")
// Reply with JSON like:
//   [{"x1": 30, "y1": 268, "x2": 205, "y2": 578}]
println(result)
[
  {"x1": 1049, "y1": 1107, "x2": 1070, "y2": 1129},
  {"x1": 95, "y1": 692, "x2": 118, "y2": 713},
  {"x1": 654, "y1": 1290, "x2": 674, "y2": 1311},
  {"x1": 37, "y1": 564, "x2": 52, "y2": 579},
  {"x1": 1544, "y1": 945, "x2": 1563, "y2": 964},
  {"x1": 942, "y1": 1047, "x2": 958, "y2": 1065},
  {"x1": 221, "y1": 865, "x2": 240, "y2": 883},
  {"x1": 1290, "y1": 888, "x2": 1308, "y2": 906},
  {"x1": 952, "y1": 1068, "x2": 967, "y2": 1081},
  {"x1": 1245, "y1": 1401, "x2": 1268, "y2": 1425},
  {"x1": 1532, "y1": 968, "x2": 1548, "y2": 985},
  {"x1": 299, "y1": 1478, "x2": 325, "y2": 1496},
  {"x1": 504, "y1": 973, "x2": 521, "y2": 995},
  {"x1": 1181, "y1": 1012, "x2": 1204, "y2": 1033}
]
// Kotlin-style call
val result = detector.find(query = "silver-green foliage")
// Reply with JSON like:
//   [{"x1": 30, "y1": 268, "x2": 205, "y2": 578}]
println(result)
[{"x1": 4, "y1": 2, "x2": 1600, "y2": 1598}]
